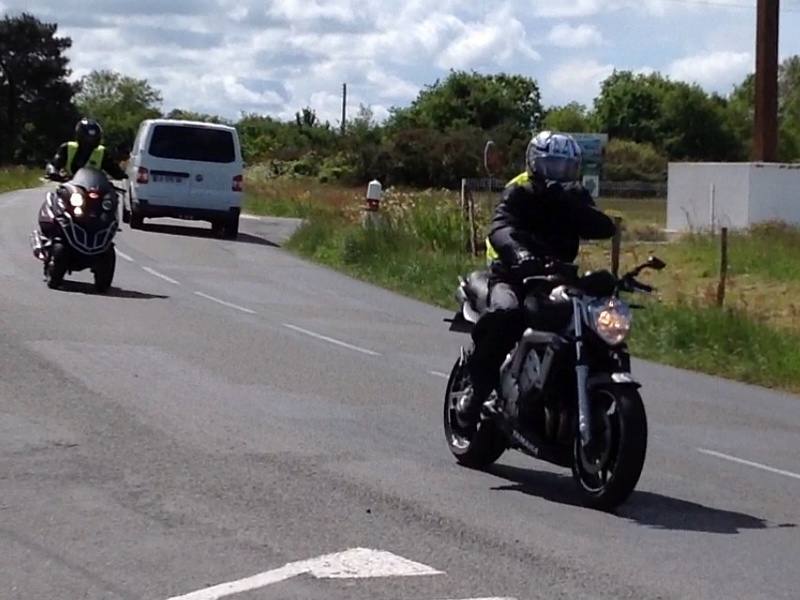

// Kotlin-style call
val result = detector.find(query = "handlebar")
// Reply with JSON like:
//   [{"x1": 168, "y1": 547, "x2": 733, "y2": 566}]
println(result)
[
  {"x1": 519, "y1": 254, "x2": 666, "y2": 298},
  {"x1": 619, "y1": 276, "x2": 656, "y2": 295},
  {"x1": 42, "y1": 173, "x2": 126, "y2": 194}
]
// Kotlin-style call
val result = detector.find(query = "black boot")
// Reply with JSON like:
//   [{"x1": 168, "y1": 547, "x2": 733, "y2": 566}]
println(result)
[{"x1": 455, "y1": 362, "x2": 494, "y2": 428}]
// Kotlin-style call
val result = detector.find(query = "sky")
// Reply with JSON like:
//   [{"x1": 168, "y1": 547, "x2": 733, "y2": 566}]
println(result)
[{"x1": 3, "y1": 0, "x2": 800, "y2": 125}]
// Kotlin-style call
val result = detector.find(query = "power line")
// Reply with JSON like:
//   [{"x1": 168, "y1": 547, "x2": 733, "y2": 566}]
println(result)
[{"x1": 659, "y1": 0, "x2": 800, "y2": 11}]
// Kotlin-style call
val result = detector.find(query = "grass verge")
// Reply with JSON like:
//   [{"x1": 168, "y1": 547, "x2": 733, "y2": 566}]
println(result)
[
  {"x1": 0, "y1": 166, "x2": 40, "y2": 194},
  {"x1": 245, "y1": 174, "x2": 800, "y2": 394}
]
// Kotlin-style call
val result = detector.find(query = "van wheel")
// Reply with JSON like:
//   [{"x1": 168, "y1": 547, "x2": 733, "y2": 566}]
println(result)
[
  {"x1": 130, "y1": 210, "x2": 143, "y2": 229},
  {"x1": 224, "y1": 216, "x2": 239, "y2": 239}
]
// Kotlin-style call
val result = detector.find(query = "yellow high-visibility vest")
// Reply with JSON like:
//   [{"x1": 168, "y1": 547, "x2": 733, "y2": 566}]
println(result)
[
  {"x1": 484, "y1": 171, "x2": 529, "y2": 263},
  {"x1": 65, "y1": 141, "x2": 106, "y2": 175}
]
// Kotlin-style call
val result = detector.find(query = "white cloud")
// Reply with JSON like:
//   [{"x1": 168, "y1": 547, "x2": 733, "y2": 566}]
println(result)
[
  {"x1": 668, "y1": 50, "x2": 752, "y2": 87},
  {"x1": 1, "y1": 0, "x2": 799, "y2": 124},
  {"x1": 545, "y1": 23, "x2": 605, "y2": 48},
  {"x1": 547, "y1": 59, "x2": 616, "y2": 106}
]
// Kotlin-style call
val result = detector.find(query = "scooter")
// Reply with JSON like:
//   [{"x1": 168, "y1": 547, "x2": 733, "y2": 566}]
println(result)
[{"x1": 31, "y1": 167, "x2": 124, "y2": 292}]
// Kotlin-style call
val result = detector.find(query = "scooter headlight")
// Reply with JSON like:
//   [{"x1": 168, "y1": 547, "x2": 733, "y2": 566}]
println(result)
[
  {"x1": 69, "y1": 192, "x2": 84, "y2": 207},
  {"x1": 586, "y1": 297, "x2": 632, "y2": 346}
]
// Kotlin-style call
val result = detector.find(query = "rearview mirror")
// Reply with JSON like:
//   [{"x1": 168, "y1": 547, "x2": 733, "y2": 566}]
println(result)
[
  {"x1": 647, "y1": 255, "x2": 667, "y2": 271},
  {"x1": 483, "y1": 140, "x2": 500, "y2": 177}
]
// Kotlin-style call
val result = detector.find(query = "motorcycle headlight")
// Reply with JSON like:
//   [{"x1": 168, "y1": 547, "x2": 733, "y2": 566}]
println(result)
[
  {"x1": 102, "y1": 199, "x2": 113, "y2": 211},
  {"x1": 69, "y1": 192, "x2": 84, "y2": 207},
  {"x1": 586, "y1": 298, "x2": 632, "y2": 346}
]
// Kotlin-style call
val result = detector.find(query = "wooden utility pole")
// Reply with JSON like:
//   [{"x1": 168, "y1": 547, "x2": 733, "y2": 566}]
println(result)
[
  {"x1": 341, "y1": 83, "x2": 347, "y2": 135},
  {"x1": 752, "y1": 0, "x2": 780, "y2": 161}
]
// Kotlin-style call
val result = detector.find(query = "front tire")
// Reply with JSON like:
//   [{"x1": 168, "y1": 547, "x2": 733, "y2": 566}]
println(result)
[
  {"x1": 442, "y1": 352, "x2": 507, "y2": 469},
  {"x1": 45, "y1": 242, "x2": 68, "y2": 289},
  {"x1": 571, "y1": 385, "x2": 648, "y2": 512},
  {"x1": 93, "y1": 246, "x2": 116, "y2": 293}
]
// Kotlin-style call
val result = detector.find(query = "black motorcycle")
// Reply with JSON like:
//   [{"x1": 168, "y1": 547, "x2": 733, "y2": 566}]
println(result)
[
  {"x1": 30, "y1": 167, "x2": 124, "y2": 292},
  {"x1": 442, "y1": 255, "x2": 667, "y2": 511}
]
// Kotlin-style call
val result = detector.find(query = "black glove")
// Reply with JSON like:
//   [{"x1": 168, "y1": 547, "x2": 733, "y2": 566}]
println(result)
[{"x1": 511, "y1": 254, "x2": 547, "y2": 279}]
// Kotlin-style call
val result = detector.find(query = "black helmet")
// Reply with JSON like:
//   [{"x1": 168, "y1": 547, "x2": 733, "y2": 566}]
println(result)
[{"x1": 75, "y1": 117, "x2": 103, "y2": 149}]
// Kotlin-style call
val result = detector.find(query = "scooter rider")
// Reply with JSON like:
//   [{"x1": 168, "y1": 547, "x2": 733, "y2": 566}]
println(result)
[{"x1": 45, "y1": 117, "x2": 128, "y2": 182}]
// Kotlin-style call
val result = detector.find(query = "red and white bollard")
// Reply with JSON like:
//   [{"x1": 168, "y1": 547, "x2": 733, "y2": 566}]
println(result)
[{"x1": 362, "y1": 179, "x2": 382, "y2": 227}]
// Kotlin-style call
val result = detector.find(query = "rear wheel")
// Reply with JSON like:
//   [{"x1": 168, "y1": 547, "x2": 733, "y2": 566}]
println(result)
[
  {"x1": 45, "y1": 242, "x2": 68, "y2": 289},
  {"x1": 571, "y1": 385, "x2": 648, "y2": 512},
  {"x1": 442, "y1": 352, "x2": 506, "y2": 469},
  {"x1": 129, "y1": 200, "x2": 144, "y2": 229},
  {"x1": 93, "y1": 246, "x2": 116, "y2": 293},
  {"x1": 224, "y1": 215, "x2": 239, "y2": 239}
]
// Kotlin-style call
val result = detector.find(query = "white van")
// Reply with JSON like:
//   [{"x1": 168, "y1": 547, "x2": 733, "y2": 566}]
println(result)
[{"x1": 123, "y1": 118, "x2": 244, "y2": 238}]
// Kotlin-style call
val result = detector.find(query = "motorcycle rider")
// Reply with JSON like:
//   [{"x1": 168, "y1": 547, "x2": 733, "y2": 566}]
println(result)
[
  {"x1": 455, "y1": 130, "x2": 617, "y2": 427},
  {"x1": 36, "y1": 118, "x2": 128, "y2": 247}
]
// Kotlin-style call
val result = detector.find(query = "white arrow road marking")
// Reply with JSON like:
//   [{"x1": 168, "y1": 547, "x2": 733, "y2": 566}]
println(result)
[{"x1": 163, "y1": 547, "x2": 443, "y2": 600}]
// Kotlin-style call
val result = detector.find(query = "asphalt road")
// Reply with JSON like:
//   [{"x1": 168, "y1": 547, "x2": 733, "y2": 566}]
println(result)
[{"x1": 1, "y1": 185, "x2": 799, "y2": 600}]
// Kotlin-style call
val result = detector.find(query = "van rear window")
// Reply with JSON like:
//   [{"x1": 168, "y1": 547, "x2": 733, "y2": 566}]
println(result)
[{"x1": 147, "y1": 125, "x2": 236, "y2": 163}]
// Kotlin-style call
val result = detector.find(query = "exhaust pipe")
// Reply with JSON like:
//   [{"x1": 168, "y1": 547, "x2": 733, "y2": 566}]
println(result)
[{"x1": 30, "y1": 230, "x2": 47, "y2": 260}]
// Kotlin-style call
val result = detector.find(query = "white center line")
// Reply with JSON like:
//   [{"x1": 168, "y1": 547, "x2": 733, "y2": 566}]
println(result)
[
  {"x1": 697, "y1": 448, "x2": 800, "y2": 481},
  {"x1": 116, "y1": 250, "x2": 134, "y2": 262},
  {"x1": 194, "y1": 291, "x2": 256, "y2": 314},
  {"x1": 142, "y1": 266, "x2": 180, "y2": 285},
  {"x1": 428, "y1": 371, "x2": 449, "y2": 378},
  {"x1": 283, "y1": 323, "x2": 380, "y2": 356}
]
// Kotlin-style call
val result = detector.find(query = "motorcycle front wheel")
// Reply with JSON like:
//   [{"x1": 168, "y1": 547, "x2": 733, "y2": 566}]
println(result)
[
  {"x1": 442, "y1": 352, "x2": 506, "y2": 469},
  {"x1": 571, "y1": 385, "x2": 648, "y2": 512}
]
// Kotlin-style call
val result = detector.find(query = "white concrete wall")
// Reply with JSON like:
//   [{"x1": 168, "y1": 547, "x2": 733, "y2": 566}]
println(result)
[
  {"x1": 666, "y1": 162, "x2": 751, "y2": 232},
  {"x1": 666, "y1": 162, "x2": 800, "y2": 232},
  {"x1": 747, "y1": 163, "x2": 800, "y2": 225}
]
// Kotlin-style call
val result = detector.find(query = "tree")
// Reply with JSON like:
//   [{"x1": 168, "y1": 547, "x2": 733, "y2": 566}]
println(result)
[
  {"x1": 0, "y1": 12, "x2": 79, "y2": 165},
  {"x1": 387, "y1": 70, "x2": 542, "y2": 133},
  {"x1": 164, "y1": 108, "x2": 232, "y2": 124},
  {"x1": 74, "y1": 69, "x2": 163, "y2": 155},
  {"x1": 659, "y1": 83, "x2": 745, "y2": 161},
  {"x1": 541, "y1": 102, "x2": 596, "y2": 132},
  {"x1": 593, "y1": 70, "x2": 672, "y2": 147},
  {"x1": 728, "y1": 56, "x2": 800, "y2": 161}
]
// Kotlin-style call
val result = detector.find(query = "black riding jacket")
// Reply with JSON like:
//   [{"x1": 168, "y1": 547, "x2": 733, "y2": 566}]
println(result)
[{"x1": 487, "y1": 181, "x2": 617, "y2": 278}]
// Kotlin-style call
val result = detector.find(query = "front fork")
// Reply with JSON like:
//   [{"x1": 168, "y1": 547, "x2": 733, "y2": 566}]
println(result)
[{"x1": 571, "y1": 297, "x2": 592, "y2": 448}]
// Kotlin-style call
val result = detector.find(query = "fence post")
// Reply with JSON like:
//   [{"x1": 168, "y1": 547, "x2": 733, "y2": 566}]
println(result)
[
  {"x1": 611, "y1": 216, "x2": 622, "y2": 276},
  {"x1": 716, "y1": 227, "x2": 728, "y2": 308}
]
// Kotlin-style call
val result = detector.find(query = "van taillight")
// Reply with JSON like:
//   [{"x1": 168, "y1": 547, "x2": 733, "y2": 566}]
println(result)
[
  {"x1": 232, "y1": 174, "x2": 243, "y2": 191},
  {"x1": 137, "y1": 167, "x2": 149, "y2": 184}
]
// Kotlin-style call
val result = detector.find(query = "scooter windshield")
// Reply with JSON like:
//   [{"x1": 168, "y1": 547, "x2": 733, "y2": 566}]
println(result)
[{"x1": 70, "y1": 167, "x2": 115, "y2": 194}]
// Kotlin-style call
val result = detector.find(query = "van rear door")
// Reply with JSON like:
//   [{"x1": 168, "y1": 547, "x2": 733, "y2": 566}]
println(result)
[{"x1": 144, "y1": 123, "x2": 240, "y2": 210}]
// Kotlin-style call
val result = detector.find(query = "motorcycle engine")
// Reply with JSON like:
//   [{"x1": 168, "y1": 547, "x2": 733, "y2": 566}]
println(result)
[{"x1": 518, "y1": 349, "x2": 543, "y2": 397}]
